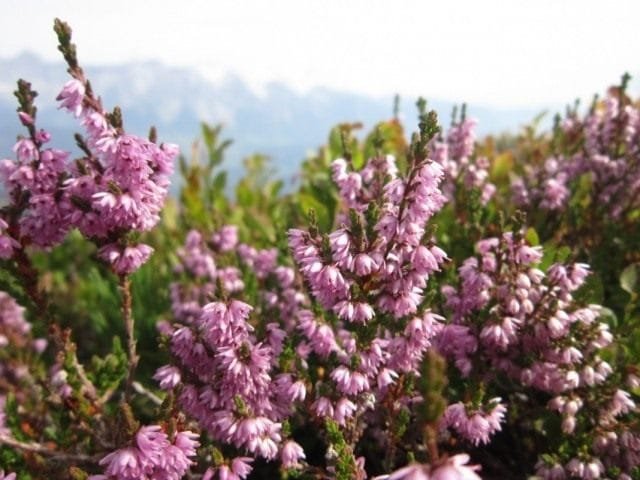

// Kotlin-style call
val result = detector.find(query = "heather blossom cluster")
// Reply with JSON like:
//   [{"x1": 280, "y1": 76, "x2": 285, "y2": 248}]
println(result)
[
  {"x1": 89, "y1": 425, "x2": 199, "y2": 480},
  {"x1": 157, "y1": 224, "x2": 308, "y2": 475},
  {"x1": 0, "y1": 23, "x2": 176, "y2": 275},
  {"x1": 0, "y1": 290, "x2": 46, "y2": 353},
  {"x1": 512, "y1": 81, "x2": 640, "y2": 221},
  {"x1": 291, "y1": 148, "x2": 449, "y2": 392},
  {"x1": 440, "y1": 231, "x2": 639, "y2": 478},
  {"x1": 287, "y1": 121, "x2": 467, "y2": 476},
  {"x1": 159, "y1": 115, "x2": 483, "y2": 477},
  {"x1": 428, "y1": 115, "x2": 496, "y2": 207},
  {"x1": 441, "y1": 399, "x2": 507, "y2": 447},
  {"x1": 0, "y1": 290, "x2": 47, "y2": 408},
  {"x1": 378, "y1": 454, "x2": 482, "y2": 480}
]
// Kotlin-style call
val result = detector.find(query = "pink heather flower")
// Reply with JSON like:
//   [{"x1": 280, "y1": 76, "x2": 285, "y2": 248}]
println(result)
[
  {"x1": 32, "y1": 337, "x2": 48, "y2": 353},
  {"x1": 333, "y1": 397, "x2": 357, "y2": 426},
  {"x1": 174, "y1": 430, "x2": 200, "y2": 456},
  {"x1": 57, "y1": 79, "x2": 86, "y2": 117},
  {"x1": 431, "y1": 454, "x2": 482, "y2": 480},
  {"x1": 377, "y1": 368, "x2": 399, "y2": 389},
  {"x1": 443, "y1": 399, "x2": 507, "y2": 446},
  {"x1": 243, "y1": 418, "x2": 281, "y2": 459},
  {"x1": 353, "y1": 252, "x2": 378, "y2": 276},
  {"x1": 281, "y1": 440, "x2": 306, "y2": 468},
  {"x1": 50, "y1": 366, "x2": 72, "y2": 398},
  {"x1": 331, "y1": 365, "x2": 370, "y2": 395},
  {"x1": 0, "y1": 291, "x2": 31, "y2": 341},
  {"x1": 0, "y1": 218, "x2": 19, "y2": 259},
  {"x1": 99, "y1": 447, "x2": 142, "y2": 479},
  {"x1": 534, "y1": 460, "x2": 566, "y2": 480},
  {"x1": 153, "y1": 365, "x2": 182, "y2": 390},
  {"x1": 211, "y1": 225, "x2": 239, "y2": 252},
  {"x1": 204, "y1": 456, "x2": 254, "y2": 480},
  {"x1": 515, "y1": 244, "x2": 543, "y2": 264},
  {"x1": 379, "y1": 455, "x2": 481, "y2": 480},
  {"x1": 0, "y1": 471, "x2": 17, "y2": 480},
  {"x1": 96, "y1": 426, "x2": 198, "y2": 479},
  {"x1": 610, "y1": 389, "x2": 636, "y2": 417},
  {"x1": 13, "y1": 138, "x2": 39, "y2": 162},
  {"x1": 380, "y1": 463, "x2": 430, "y2": 480},
  {"x1": 230, "y1": 456, "x2": 254, "y2": 478},
  {"x1": 136, "y1": 425, "x2": 170, "y2": 463},
  {"x1": 412, "y1": 245, "x2": 441, "y2": 274},
  {"x1": 313, "y1": 397, "x2": 334, "y2": 418},
  {"x1": 35, "y1": 129, "x2": 52, "y2": 144},
  {"x1": 287, "y1": 380, "x2": 307, "y2": 402},
  {"x1": 334, "y1": 300, "x2": 375, "y2": 324},
  {"x1": 98, "y1": 243, "x2": 154, "y2": 275},
  {"x1": 18, "y1": 111, "x2": 33, "y2": 126}
]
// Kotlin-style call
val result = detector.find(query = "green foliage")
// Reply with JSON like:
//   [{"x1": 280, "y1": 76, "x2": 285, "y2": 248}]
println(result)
[
  {"x1": 178, "y1": 122, "x2": 232, "y2": 230},
  {"x1": 621, "y1": 264, "x2": 640, "y2": 296},
  {"x1": 417, "y1": 350, "x2": 448, "y2": 425},
  {"x1": 324, "y1": 419, "x2": 358, "y2": 480},
  {"x1": 87, "y1": 337, "x2": 127, "y2": 396}
]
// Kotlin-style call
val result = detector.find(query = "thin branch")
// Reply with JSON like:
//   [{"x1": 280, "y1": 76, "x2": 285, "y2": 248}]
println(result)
[
  {"x1": 0, "y1": 434, "x2": 101, "y2": 464},
  {"x1": 70, "y1": 352, "x2": 98, "y2": 401},
  {"x1": 119, "y1": 274, "x2": 138, "y2": 400},
  {"x1": 13, "y1": 247, "x2": 53, "y2": 325},
  {"x1": 132, "y1": 381, "x2": 163, "y2": 406}
]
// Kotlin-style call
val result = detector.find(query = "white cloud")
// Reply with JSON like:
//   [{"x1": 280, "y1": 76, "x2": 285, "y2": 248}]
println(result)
[{"x1": 0, "y1": 0, "x2": 638, "y2": 108}]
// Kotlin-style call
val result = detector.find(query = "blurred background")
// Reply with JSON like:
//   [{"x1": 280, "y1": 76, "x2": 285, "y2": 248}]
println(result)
[{"x1": 1, "y1": 0, "x2": 639, "y2": 185}]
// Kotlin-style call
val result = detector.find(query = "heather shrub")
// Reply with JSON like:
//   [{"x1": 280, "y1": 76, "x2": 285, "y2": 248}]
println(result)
[{"x1": 0, "y1": 19, "x2": 637, "y2": 480}]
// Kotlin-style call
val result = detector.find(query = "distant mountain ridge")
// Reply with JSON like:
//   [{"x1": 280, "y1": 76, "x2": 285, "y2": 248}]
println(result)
[{"x1": 0, "y1": 53, "x2": 546, "y2": 184}]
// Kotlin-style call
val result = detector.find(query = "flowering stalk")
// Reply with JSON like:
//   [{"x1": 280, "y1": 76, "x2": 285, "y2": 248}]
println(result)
[
  {"x1": 51, "y1": 19, "x2": 177, "y2": 400},
  {"x1": 439, "y1": 229, "x2": 638, "y2": 477}
]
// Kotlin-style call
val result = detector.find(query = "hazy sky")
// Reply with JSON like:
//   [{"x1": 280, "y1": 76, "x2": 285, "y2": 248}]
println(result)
[{"x1": 1, "y1": 0, "x2": 639, "y2": 108}]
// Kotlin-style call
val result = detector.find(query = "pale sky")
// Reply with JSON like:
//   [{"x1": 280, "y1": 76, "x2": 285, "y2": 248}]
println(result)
[{"x1": 1, "y1": 0, "x2": 639, "y2": 108}]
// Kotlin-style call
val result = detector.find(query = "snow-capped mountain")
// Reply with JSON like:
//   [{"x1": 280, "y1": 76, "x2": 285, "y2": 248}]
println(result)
[{"x1": 0, "y1": 53, "x2": 544, "y2": 184}]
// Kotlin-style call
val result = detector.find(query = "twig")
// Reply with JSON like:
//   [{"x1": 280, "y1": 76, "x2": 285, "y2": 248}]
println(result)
[
  {"x1": 424, "y1": 424, "x2": 440, "y2": 464},
  {"x1": 71, "y1": 353, "x2": 99, "y2": 401},
  {"x1": 132, "y1": 381, "x2": 163, "y2": 406},
  {"x1": 119, "y1": 274, "x2": 138, "y2": 399},
  {"x1": 0, "y1": 434, "x2": 100, "y2": 464},
  {"x1": 13, "y1": 248, "x2": 53, "y2": 325}
]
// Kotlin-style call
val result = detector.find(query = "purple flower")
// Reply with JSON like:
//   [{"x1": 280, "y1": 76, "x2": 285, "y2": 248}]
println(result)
[
  {"x1": 0, "y1": 219, "x2": 19, "y2": 260},
  {"x1": 442, "y1": 399, "x2": 507, "y2": 446},
  {"x1": 379, "y1": 463, "x2": 431, "y2": 480},
  {"x1": 379, "y1": 455, "x2": 481, "y2": 480},
  {"x1": 95, "y1": 426, "x2": 199, "y2": 479},
  {"x1": 153, "y1": 365, "x2": 182, "y2": 390},
  {"x1": 98, "y1": 243, "x2": 154, "y2": 275},
  {"x1": 431, "y1": 454, "x2": 482, "y2": 480},
  {"x1": 56, "y1": 79, "x2": 85, "y2": 117},
  {"x1": 99, "y1": 447, "x2": 142, "y2": 479},
  {"x1": 211, "y1": 225, "x2": 239, "y2": 252},
  {"x1": 331, "y1": 365, "x2": 370, "y2": 395},
  {"x1": 281, "y1": 440, "x2": 306, "y2": 468}
]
